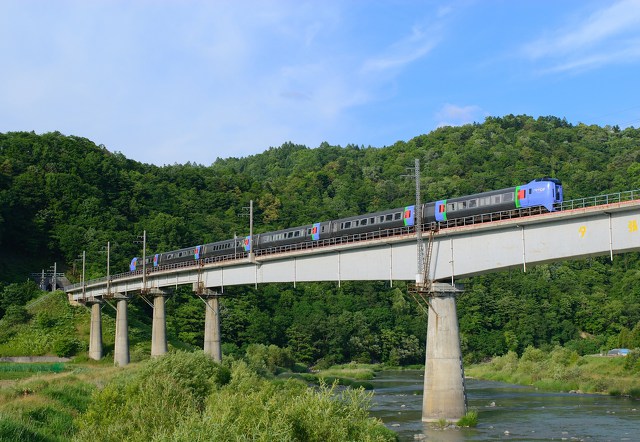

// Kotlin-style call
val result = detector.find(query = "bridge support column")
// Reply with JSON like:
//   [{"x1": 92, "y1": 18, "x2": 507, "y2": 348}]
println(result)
[
  {"x1": 201, "y1": 289, "x2": 222, "y2": 362},
  {"x1": 150, "y1": 288, "x2": 169, "y2": 357},
  {"x1": 87, "y1": 300, "x2": 103, "y2": 360},
  {"x1": 114, "y1": 293, "x2": 130, "y2": 367},
  {"x1": 422, "y1": 284, "x2": 467, "y2": 423}
]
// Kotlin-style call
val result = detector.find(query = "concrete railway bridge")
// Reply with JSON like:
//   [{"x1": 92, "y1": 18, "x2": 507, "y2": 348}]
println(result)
[{"x1": 64, "y1": 190, "x2": 640, "y2": 422}]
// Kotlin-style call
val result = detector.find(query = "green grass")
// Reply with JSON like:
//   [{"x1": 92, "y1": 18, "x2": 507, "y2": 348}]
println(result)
[
  {"x1": 0, "y1": 363, "x2": 66, "y2": 373},
  {"x1": 0, "y1": 370, "x2": 104, "y2": 442},
  {"x1": 457, "y1": 410, "x2": 478, "y2": 427},
  {"x1": 0, "y1": 363, "x2": 66, "y2": 381}
]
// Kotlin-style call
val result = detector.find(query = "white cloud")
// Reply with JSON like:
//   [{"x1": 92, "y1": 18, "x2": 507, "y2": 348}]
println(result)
[
  {"x1": 361, "y1": 24, "x2": 441, "y2": 73},
  {"x1": 435, "y1": 104, "x2": 484, "y2": 127},
  {"x1": 522, "y1": 0, "x2": 640, "y2": 73}
]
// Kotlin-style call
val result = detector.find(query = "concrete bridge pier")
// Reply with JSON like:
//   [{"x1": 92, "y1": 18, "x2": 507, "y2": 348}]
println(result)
[
  {"x1": 422, "y1": 284, "x2": 467, "y2": 423},
  {"x1": 113, "y1": 293, "x2": 130, "y2": 367},
  {"x1": 87, "y1": 299, "x2": 103, "y2": 360},
  {"x1": 201, "y1": 288, "x2": 222, "y2": 362},
  {"x1": 149, "y1": 288, "x2": 170, "y2": 357}
]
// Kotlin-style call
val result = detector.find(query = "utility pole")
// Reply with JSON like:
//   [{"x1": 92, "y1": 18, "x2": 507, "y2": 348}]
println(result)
[
  {"x1": 135, "y1": 231, "x2": 147, "y2": 292},
  {"x1": 143, "y1": 231, "x2": 146, "y2": 290},
  {"x1": 82, "y1": 251, "x2": 86, "y2": 299},
  {"x1": 414, "y1": 158, "x2": 424, "y2": 284},
  {"x1": 100, "y1": 241, "x2": 112, "y2": 297},
  {"x1": 240, "y1": 200, "x2": 255, "y2": 260},
  {"x1": 51, "y1": 263, "x2": 57, "y2": 292},
  {"x1": 249, "y1": 200, "x2": 254, "y2": 258},
  {"x1": 403, "y1": 159, "x2": 425, "y2": 284},
  {"x1": 107, "y1": 241, "x2": 110, "y2": 295}
]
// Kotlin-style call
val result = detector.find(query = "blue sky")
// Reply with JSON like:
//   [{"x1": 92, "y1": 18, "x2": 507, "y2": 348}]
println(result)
[{"x1": 2, "y1": 0, "x2": 640, "y2": 166}]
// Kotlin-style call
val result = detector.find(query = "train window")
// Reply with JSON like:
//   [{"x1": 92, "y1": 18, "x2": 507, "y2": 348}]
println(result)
[
  {"x1": 493, "y1": 196, "x2": 501, "y2": 204},
  {"x1": 461, "y1": 201, "x2": 467, "y2": 209},
  {"x1": 370, "y1": 217, "x2": 375, "y2": 224},
  {"x1": 361, "y1": 218, "x2": 367, "y2": 226},
  {"x1": 469, "y1": 199, "x2": 477, "y2": 208},
  {"x1": 322, "y1": 225, "x2": 327, "y2": 232},
  {"x1": 294, "y1": 231, "x2": 300, "y2": 237},
  {"x1": 394, "y1": 212, "x2": 401, "y2": 220},
  {"x1": 528, "y1": 189, "x2": 532, "y2": 194},
  {"x1": 503, "y1": 192, "x2": 513, "y2": 202},
  {"x1": 447, "y1": 203, "x2": 455, "y2": 211},
  {"x1": 354, "y1": 220, "x2": 360, "y2": 227},
  {"x1": 385, "y1": 214, "x2": 393, "y2": 221},
  {"x1": 343, "y1": 221, "x2": 351, "y2": 229}
]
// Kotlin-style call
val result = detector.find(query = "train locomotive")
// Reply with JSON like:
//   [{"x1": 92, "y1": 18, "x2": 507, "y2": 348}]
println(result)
[{"x1": 130, "y1": 178, "x2": 563, "y2": 271}]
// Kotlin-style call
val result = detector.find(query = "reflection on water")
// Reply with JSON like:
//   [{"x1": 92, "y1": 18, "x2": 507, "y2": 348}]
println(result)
[{"x1": 369, "y1": 370, "x2": 640, "y2": 441}]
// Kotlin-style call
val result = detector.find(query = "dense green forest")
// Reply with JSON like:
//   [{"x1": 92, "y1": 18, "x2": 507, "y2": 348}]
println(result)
[{"x1": 1, "y1": 114, "x2": 640, "y2": 364}]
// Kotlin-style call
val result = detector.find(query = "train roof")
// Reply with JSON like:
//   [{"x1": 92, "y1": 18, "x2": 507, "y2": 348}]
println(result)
[{"x1": 532, "y1": 177, "x2": 562, "y2": 184}]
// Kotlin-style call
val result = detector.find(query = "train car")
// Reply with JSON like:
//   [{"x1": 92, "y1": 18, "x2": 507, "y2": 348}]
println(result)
[
  {"x1": 329, "y1": 205, "x2": 415, "y2": 237},
  {"x1": 423, "y1": 178, "x2": 562, "y2": 222},
  {"x1": 158, "y1": 245, "x2": 202, "y2": 266},
  {"x1": 201, "y1": 237, "x2": 248, "y2": 259},
  {"x1": 129, "y1": 254, "x2": 159, "y2": 271},
  {"x1": 254, "y1": 221, "x2": 331, "y2": 250}
]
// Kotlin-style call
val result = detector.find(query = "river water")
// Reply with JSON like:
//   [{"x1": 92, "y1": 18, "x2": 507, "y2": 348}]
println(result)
[{"x1": 369, "y1": 370, "x2": 639, "y2": 441}]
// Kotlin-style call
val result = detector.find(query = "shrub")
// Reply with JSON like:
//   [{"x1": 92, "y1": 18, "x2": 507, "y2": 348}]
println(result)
[
  {"x1": 53, "y1": 337, "x2": 81, "y2": 357},
  {"x1": 490, "y1": 350, "x2": 519, "y2": 372},
  {"x1": 170, "y1": 377, "x2": 396, "y2": 441},
  {"x1": 76, "y1": 351, "x2": 230, "y2": 441},
  {"x1": 623, "y1": 350, "x2": 640, "y2": 372},
  {"x1": 550, "y1": 346, "x2": 580, "y2": 367},
  {"x1": 137, "y1": 350, "x2": 231, "y2": 405},
  {"x1": 457, "y1": 410, "x2": 478, "y2": 427},
  {"x1": 521, "y1": 346, "x2": 547, "y2": 363},
  {"x1": 35, "y1": 310, "x2": 59, "y2": 329},
  {"x1": 2, "y1": 305, "x2": 30, "y2": 326}
]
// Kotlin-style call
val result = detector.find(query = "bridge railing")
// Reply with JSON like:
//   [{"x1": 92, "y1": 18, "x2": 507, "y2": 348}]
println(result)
[
  {"x1": 558, "y1": 189, "x2": 640, "y2": 211},
  {"x1": 64, "y1": 189, "x2": 640, "y2": 292}
]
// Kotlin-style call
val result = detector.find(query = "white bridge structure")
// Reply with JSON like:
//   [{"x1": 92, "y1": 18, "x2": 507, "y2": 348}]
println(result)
[
  {"x1": 64, "y1": 190, "x2": 640, "y2": 422},
  {"x1": 67, "y1": 191, "x2": 640, "y2": 300}
]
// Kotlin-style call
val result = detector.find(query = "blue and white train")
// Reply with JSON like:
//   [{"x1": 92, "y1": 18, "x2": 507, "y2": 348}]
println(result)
[{"x1": 130, "y1": 178, "x2": 563, "y2": 271}]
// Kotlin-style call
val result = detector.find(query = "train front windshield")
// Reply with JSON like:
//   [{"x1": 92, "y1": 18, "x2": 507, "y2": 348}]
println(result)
[{"x1": 555, "y1": 183, "x2": 563, "y2": 202}]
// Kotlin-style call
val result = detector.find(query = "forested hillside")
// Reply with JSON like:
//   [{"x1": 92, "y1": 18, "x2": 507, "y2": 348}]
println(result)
[{"x1": 1, "y1": 115, "x2": 639, "y2": 364}]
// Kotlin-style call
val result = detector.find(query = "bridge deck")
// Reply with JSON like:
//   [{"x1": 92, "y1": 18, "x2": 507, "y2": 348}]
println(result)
[{"x1": 66, "y1": 193, "x2": 640, "y2": 302}]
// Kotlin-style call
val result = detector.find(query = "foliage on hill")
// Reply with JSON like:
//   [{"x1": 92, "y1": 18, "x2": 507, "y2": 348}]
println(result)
[
  {"x1": 0, "y1": 288, "x2": 86, "y2": 357},
  {"x1": 1, "y1": 115, "x2": 640, "y2": 364}
]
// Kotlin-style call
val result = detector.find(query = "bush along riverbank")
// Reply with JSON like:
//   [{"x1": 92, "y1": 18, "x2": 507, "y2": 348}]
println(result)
[
  {"x1": 465, "y1": 346, "x2": 640, "y2": 399},
  {"x1": 0, "y1": 351, "x2": 398, "y2": 442}
]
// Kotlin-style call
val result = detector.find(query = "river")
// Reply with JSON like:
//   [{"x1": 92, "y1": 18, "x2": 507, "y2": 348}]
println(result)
[{"x1": 369, "y1": 370, "x2": 639, "y2": 441}]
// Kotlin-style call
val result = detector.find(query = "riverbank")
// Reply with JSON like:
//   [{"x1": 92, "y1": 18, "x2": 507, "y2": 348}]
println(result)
[
  {"x1": 312, "y1": 347, "x2": 640, "y2": 400},
  {"x1": 0, "y1": 355, "x2": 397, "y2": 441},
  {"x1": 465, "y1": 346, "x2": 640, "y2": 398}
]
